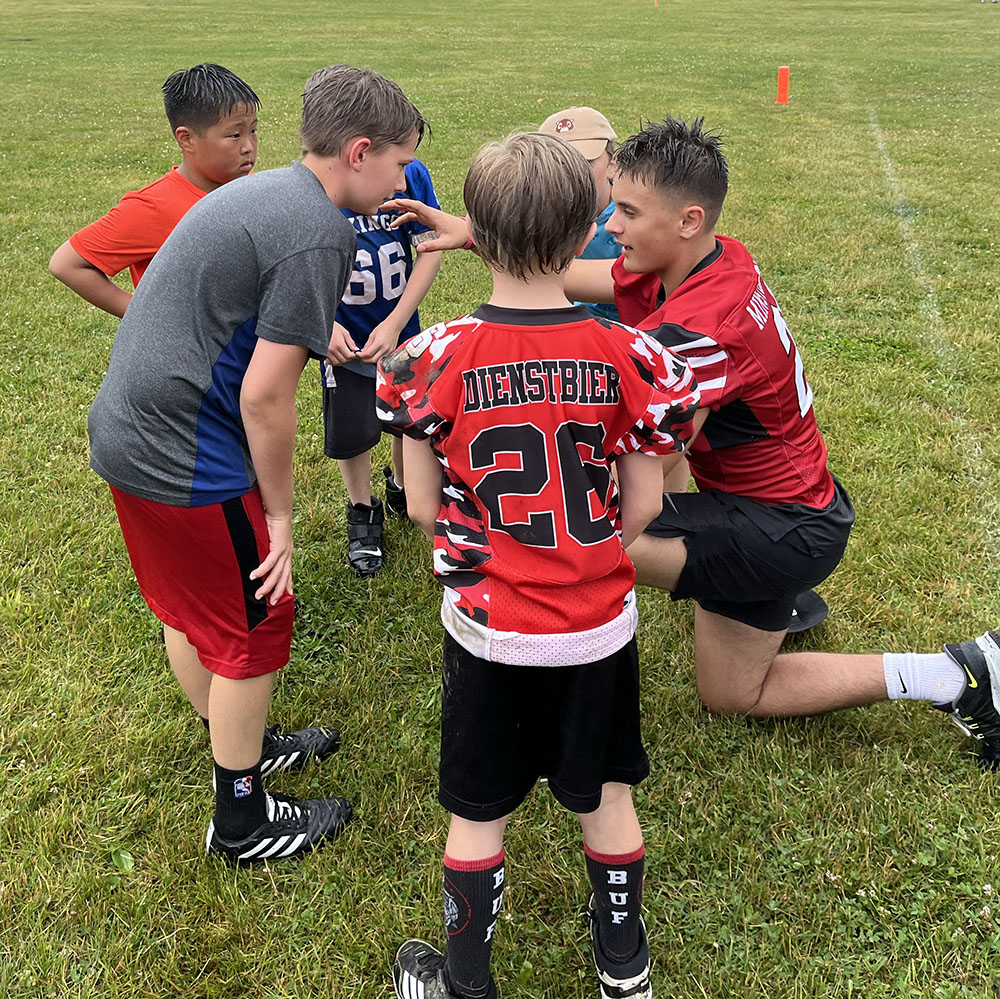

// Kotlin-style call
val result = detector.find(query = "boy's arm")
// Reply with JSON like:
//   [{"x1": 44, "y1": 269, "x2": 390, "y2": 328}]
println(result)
[
  {"x1": 564, "y1": 257, "x2": 616, "y2": 305},
  {"x1": 49, "y1": 241, "x2": 132, "y2": 319},
  {"x1": 240, "y1": 338, "x2": 309, "y2": 604},
  {"x1": 615, "y1": 451, "x2": 669, "y2": 549},
  {"x1": 357, "y1": 250, "x2": 443, "y2": 363},
  {"x1": 401, "y1": 435, "x2": 443, "y2": 540}
]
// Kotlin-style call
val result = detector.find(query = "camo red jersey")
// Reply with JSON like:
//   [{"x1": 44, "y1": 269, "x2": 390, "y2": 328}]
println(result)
[
  {"x1": 376, "y1": 304, "x2": 699, "y2": 666},
  {"x1": 613, "y1": 235, "x2": 834, "y2": 507}
]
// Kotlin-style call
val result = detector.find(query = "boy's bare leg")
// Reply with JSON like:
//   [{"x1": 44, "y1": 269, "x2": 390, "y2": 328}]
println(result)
[
  {"x1": 338, "y1": 451, "x2": 374, "y2": 506},
  {"x1": 445, "y1": 814, "x2": 508, "y2": 860},
  {"x1": 577, "y1": 782, "x2": 642, "y2": 854},
  {"x1": 164, "y1": 624, "x2": 211, "y2": 718},
  {"x1": 692, "y1": 605, "x2": 888, "y2": 717},
  {"x1": 207, "y1": 672, "x2": 274, "y2": 770},
  {"x1": 390, "y1": 434, "x2": 404, "y2": 487}
]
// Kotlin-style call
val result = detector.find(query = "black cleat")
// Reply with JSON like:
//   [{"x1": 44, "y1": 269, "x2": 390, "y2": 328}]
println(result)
[
  {"x1": 392, "y1": 939, "x2": 496, "y2": 999},
  {"x1": 383, "y1": 467, "x2": 409, "y2": 519},
  {"x1": 259, "y1": 725, "x2": 341, "y2": 778},
  {"x1": 786, "y1": 589, "x2": 829, "y2": 635},
  {"x1": 588, "y1": 895, "x2": 652, "y2": 999},
  {"x1": 937, "y1": 631, "x2": 1000, "y2": 770},
  {"x1": 346, "y1": 496, "x2": 385, "y2": 577},
  {"x1": 206, "y1": 792, "x2": 352, "y2": 866}
]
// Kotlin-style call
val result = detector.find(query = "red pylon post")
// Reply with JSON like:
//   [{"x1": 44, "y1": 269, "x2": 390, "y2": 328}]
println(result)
[{"x1": 776, "y1": 66, "x2": 790, "y2": 105}]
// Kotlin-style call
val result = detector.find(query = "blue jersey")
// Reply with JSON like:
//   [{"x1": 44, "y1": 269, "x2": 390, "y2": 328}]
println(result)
[
  {"x1": 322, "y1": 159, "x2": 441, "y2": 383},
  {"x1": 576, "y1": 201, "x2": 621, "y2": 323}
]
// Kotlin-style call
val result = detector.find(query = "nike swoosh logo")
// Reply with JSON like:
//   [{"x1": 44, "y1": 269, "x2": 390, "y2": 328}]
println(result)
[
  {"x1": 964, "y1": 664, "x2": 978, "y2": 689},
  {"x1": 897, "y1": 672, "x2": 907, "y2": 694}
]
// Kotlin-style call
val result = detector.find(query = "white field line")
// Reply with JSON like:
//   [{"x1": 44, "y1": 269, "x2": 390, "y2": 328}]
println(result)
[
  {"x1": 868, "y1": 107, "x2": 943, "y2": 334},
  {"x1": 868, "y1": 107, "x2": 999, "y2": 573}
]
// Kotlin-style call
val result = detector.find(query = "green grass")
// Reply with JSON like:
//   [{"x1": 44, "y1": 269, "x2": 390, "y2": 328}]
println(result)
[{"x1": 2, "y1": 0, "x2": 1000, "y2": 995}]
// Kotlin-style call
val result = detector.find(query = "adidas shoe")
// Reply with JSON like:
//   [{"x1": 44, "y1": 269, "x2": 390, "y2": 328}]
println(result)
[
  {"x1": 206, "y1": 792, "x2": 352, "y2": 866},
  {"x1": 392, "y1": 939, "x2": 496, "y2": 999},
  {"x1": 346, "y1": 496, "x2": 385, "y2": 577},
  {"x1": 937, "y1": 631, "x2": 1000, "y2": 770},
  {"x1": 259, "y1": 724, "x2": 341, "y2": 778},
  {"x1": 588, "y1": 895, "x2": 652, "y2": 999},
  {"x1": 383, "y1": 467, "x2": 409, "y2": 519}
]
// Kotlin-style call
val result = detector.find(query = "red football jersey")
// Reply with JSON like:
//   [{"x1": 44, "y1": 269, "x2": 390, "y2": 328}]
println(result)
[
  {"x1": 613, "y1": 236, "x2": 834, "y2": 507},
  {"x1": 377, "y1": 304, "x2": 699, "y2": 665}
]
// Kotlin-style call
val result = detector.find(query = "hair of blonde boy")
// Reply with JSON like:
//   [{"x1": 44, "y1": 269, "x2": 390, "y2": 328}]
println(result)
[
  {"x1": 463, "y1": 133, "x2": 597, "y2": 281},
  {"x1": 300, "y1": 64, "x2": 426, "y2": 158}
]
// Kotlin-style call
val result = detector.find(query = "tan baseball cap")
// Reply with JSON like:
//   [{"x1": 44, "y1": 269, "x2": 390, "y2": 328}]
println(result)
[{"x1": 538, "y1": 106, "x2": 617, "y2": 160}]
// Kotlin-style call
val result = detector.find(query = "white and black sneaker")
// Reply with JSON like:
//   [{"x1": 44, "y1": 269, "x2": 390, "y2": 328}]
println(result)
[
  {"x1": 259, "y1": 724, "x2": 340, "y2": 778},
  {"x1": 588, "y1": 895, "x2": 652, "y2": 999},
  {"x1": 392, "y1": 939, "x2": 496, "y2": 999},
  {"x1": 937, "y1": 631, "x2": 1000, "y2": 770},
  {"x1": 206, "y1": 792, "x2": 352, "y2": 866}
]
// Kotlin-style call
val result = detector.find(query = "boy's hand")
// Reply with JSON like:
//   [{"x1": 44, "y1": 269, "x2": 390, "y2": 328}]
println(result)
[
  {"x1": 358, "y1": 320, "x2": 401, "y2": 364},
  {"x1": 378, "y1": 199, "x2": 472, "y2": 253},
  {"x1": 326, "y1": 321, "x2": 359, "y2": 366},
  {"x1": 249, "y1": 512, "x2": 293, "y2": 605}
]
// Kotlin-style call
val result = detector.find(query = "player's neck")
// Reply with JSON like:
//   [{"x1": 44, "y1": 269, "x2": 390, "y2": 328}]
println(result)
[
  {"x1": 656, "y1": 231, "x2": 718, "y2": 298},
  {"x1": 487, "y1": 269, "x2": 573, "y2": 310},
  {"x1": 301, "y1": 152, "x2": 348, "y2": 207}
]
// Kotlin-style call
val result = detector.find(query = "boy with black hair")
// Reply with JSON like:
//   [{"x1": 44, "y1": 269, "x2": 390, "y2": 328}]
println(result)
[
  {"x1": 381, "y1": 115, "x2": 1000, "y2": 767},
  {"x1": 88, "y1": 65, "x2": 427, "y2": 863},
  {"x1": 377, "y1": 132, "x2": 699, "y2": 999},
  {"x1": 50, "y1": 63, "x2": 260, "y2": 318}
]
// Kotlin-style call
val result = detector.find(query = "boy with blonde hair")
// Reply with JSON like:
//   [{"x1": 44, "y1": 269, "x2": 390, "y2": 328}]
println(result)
[
  {"x1": 378, "y1": 132, "x2": 699, "y2": 999},
  {"x1": 88, "y1": 65, "x2": 427, "y2": 863}
]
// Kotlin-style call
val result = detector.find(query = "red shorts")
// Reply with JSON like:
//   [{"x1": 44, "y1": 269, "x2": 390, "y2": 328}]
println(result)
[{"x1": 110, "y1": 486, "x2": 294, "y2": 679}]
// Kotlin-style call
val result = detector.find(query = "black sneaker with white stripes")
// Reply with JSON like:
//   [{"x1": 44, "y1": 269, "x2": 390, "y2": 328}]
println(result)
[
  {"x1": 206, "y1": 792, "x2": 352, "y2": 866},
  {"x1": 588, "y1": 895, "x2": 652, "y2": 999},
  {"x1": 259, "y1": 724, "x2": 340, "y2": 778},
  {"x1": 346, "y1": 496, "x2": 385, "y2": 577},
  {"x1": 936, "y1": 631, "x2": 1000, "y2": 770},
  {"x1": 392, "y1": 939, "x2": 496, "y2": 999}
]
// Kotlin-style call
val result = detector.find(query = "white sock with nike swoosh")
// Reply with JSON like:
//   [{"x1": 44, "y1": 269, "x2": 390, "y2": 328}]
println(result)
[{"x1": 883, "y1": 652, "x2": 965, "y2": 703}]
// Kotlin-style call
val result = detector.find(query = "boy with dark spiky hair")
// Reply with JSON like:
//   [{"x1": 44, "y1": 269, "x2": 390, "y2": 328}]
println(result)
[
  {"x1": 50, "y1": 63, "x2": 260, "y2": 318},
  {"x1": 378, "y1": 132, "x2": 699, "y2": 999},
  {"x1": 88, "y1": 65, "x2": 427, "y2": 863}
]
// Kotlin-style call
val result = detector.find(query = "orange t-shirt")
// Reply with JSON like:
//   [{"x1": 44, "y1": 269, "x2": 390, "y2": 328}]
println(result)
[{"x1": 69, "y1": 167, "x2": 205, "y2": 287}]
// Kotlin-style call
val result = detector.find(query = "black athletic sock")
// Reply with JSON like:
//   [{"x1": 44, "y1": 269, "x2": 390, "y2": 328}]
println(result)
[
  {"x1": 585, "y1": 843, "x2": 645, "y2": 962},
  {"x1": 442, "y1": 849, "x2": 505, "y2": 998},
  {"x1": 213, "y1": 762, "x2": 266, "y2": 839}
]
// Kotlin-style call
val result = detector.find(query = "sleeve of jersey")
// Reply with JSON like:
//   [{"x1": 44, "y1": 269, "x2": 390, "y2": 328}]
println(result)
[
  {"x1": 375, "y1": 324, "x2": 453, "y2": 439},
  {"x1": 68, "y1": 192, "x2": 171, "y2": 277},
  {"x1": 649, "y1": 323, "x2": 732, "y2": 409},
  {"x1": 610, "y1": 327, "x2": 701, "y2": 457},
  {"x1": 611, "y1": 255, "x2": 661, "y2": 328},
  {"x1": 402, "y1": 161, "x2": 442, "y2": 247}
]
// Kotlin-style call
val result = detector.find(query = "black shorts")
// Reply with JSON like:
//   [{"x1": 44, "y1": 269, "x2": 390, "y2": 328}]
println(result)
[
  {"x1": 644, "y1": 476, "x2": 854, "y2": 631},
  {"x1": 322, "y1": 365, "x2": 382, "y2": 459},
  {"x1": 438, "y1": 633, "x2": 649, "y2": 822}
]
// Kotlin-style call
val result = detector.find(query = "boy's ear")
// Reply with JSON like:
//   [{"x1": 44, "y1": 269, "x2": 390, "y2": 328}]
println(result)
[
  {"x1": 677, "y1": 203, "x2": 706, "y2": 240},
  {"x1": 574, "y1": 222, "x2": 599, "y2": 258},
  {"x1": 174, "y1": 125, "x2": 195, "y2": 154},
  {"x1": 345, "y1": 136, "x2": 373, "y2": 171}
]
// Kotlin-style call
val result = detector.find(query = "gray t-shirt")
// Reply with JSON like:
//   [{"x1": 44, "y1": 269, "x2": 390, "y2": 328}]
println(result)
[{"x1": 89, "y1": 162, "x2": 355, "y2": 506}]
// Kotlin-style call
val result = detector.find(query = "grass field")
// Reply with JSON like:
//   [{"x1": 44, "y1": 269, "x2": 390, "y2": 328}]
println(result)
[{"x1": 2, "y1": 0, "x2": 1000, "y2": 995}]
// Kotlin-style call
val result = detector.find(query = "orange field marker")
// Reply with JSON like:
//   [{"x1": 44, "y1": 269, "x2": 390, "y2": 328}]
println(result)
[{"x1": 776, "y1": 65, "x2": 790, "y2": 104}]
